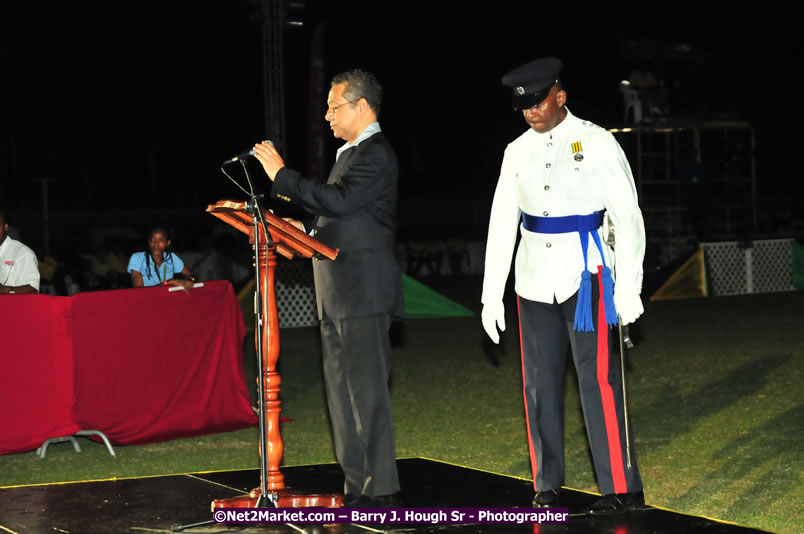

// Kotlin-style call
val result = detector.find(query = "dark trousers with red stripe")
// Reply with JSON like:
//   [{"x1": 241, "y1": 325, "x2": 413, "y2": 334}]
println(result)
[{"x1": 517, "y1": 274, "x2": 642, "y2": 495}]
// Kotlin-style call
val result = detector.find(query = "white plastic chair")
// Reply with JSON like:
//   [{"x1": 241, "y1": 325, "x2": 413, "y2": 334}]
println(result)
[{"x1": 619, "y1": 81, "x2": 642, "y2": 123}]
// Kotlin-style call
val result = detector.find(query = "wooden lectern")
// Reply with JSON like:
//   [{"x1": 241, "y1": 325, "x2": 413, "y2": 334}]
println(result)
[{"x1": 206, "y1": 200, "x2": 342, "y2": 509}]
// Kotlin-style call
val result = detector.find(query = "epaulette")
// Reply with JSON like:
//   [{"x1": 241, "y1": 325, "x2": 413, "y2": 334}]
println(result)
[{"x1": 579, "y1": 119, "x2": 604, "y2": 130}]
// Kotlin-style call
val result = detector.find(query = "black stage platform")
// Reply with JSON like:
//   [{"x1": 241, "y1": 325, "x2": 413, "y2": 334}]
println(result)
[{"x1": 0, "y1": 458, "x2": 769, "y2": 533}]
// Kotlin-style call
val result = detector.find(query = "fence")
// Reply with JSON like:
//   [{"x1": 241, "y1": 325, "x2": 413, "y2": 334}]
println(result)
[{"x1": 702, "y1": 239, "x2": 796, "y2": 296}]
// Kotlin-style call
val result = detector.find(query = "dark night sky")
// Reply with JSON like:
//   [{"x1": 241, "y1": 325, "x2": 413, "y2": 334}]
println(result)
[{"x1": 2, "y1": 2, "x2": 802, "y2": 245}]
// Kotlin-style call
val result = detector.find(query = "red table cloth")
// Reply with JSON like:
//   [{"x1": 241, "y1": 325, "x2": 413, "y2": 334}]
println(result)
[{"x1": 0, "y1": 281, "x2": 257, "y2": 455}]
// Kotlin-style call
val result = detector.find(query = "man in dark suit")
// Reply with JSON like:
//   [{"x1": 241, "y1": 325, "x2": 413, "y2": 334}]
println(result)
[{"x1": 253, "y1": 69, "x2": 402, "y2": 507}]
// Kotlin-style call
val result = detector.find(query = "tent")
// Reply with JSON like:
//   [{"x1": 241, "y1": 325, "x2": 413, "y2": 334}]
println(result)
[{"x1": 402, "y1": 274, "x2": 474, "y2": 318}]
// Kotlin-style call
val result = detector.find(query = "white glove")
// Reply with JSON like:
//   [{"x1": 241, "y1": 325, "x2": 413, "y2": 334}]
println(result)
[
  {"x1": 481, "y1": 301, "x2": 506, "y2": 344},
  {"x1": 614, "y1": 291, "x2": 644, "y2": 326}
]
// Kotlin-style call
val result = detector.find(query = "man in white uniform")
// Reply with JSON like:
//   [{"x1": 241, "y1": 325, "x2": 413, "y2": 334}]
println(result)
[
  {"x1": 481, "y1": 58, "x2": 646, "y2": 514},
  {"x1": 0, "y1": 209, "x2": 40, "y2": 295}
]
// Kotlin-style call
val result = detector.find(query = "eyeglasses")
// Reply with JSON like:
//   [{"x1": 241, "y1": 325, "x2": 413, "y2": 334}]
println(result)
[{"x1": 326, "y1": 97, "x2": 361, "y2": 115}]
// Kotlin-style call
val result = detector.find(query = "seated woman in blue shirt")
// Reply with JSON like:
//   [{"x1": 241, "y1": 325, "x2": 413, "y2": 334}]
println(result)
[{"x1": 128, "y1": 227, "x2": 196, "y2": 292}]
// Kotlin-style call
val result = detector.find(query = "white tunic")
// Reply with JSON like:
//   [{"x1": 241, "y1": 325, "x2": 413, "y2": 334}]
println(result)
[{"x1": 482, "y1": 109, "x2": 644, "y2": 306}]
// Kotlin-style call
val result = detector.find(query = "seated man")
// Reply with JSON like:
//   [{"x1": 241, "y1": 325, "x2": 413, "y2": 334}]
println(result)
[{"x1": 0, "y1": 208, "x2": 40, "y2": 295}]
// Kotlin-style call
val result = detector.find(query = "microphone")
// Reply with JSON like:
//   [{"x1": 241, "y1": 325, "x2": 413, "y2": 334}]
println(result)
[
  {"x1": 223, "y1": 149, "x2": 256, "y2": 165},
  {"x1": 222, "y1": 141, "x2": 274, "y2": 165}
]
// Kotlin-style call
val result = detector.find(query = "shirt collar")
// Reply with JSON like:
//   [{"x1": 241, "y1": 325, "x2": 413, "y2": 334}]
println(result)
[
  {"x1": 336, "y1": 122, "x2": 381, "y2": 160},
  {"x1": 529, "y1": 107, "x2": 575, "y2": 140}
]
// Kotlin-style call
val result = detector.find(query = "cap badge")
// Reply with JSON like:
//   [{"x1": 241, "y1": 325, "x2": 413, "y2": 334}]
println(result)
[{"x1": 515, "y1": 86, "x2": 525, "y2": 95}]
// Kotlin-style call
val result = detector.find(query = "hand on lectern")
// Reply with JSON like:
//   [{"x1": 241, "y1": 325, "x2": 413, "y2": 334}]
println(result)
[
  {"x1": 252, "y1": 141, "x2": 285, "y2": 181},
  {"x1": 282, "y1": 218, "x2": 305, "y2": 232}
]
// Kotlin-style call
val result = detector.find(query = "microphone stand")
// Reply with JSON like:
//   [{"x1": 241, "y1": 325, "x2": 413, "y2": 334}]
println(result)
[
  {"x1": 242, "y1": 159, "x2": 277, "y2": 508},
  {"x1": 172, "y1": 160, "x2": 276, "y2": 532},
  {"x1": 175, "y1": 152, "x2": 343, "y2": 532}
]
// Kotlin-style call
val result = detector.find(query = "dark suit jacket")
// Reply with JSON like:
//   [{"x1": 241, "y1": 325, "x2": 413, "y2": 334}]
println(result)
[{"x1": 271, "y1": 132, "x2": 403, "y2": 321}]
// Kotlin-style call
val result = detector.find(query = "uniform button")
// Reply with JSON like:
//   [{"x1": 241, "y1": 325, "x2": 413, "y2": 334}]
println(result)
[
  {"x1": 543, "y1": 211, "x2": 549, "y2": 216},
  {"x1": 544, "y1": 185, "x2": 550, "y2": 191},
  {"x1": 545, "y1": 163, "x2": 551, "y2": 168},
  {"x1": 313, "y1": 257, "x2": 319, "y2": 262},
  {"x1": 575, "y1": 168, "x2": 580, "y2": 172},
  {"x1": 546, "y1": 242, "x2": 552, "y2": 248},
  {"x1": 547, "y1": 142, "x2": 553, "y2": 147}
]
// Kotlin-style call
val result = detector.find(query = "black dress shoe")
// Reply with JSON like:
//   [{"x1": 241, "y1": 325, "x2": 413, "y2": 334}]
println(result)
[
  {"x1": 532, "y1": 489, "x2": 561, "y2": 508},
  {"x1": 587, "y1": 491, "x2": 644, "y2": 515},
  {"x1": 358, "y1": 492, "x2": 403, "y2": 507},
  {"x1": 343, "y1": 493, "x2": 360, "y2": 507}
]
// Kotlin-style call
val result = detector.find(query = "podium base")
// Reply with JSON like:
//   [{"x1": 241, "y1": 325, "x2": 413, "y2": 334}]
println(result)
[{"x1": 211, "y1": 487, "x2": 344, "y2": 510}]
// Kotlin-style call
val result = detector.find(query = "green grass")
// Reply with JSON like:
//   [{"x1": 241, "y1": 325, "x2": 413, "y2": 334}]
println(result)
[{"x1": 1, "y1": 280, "x2": 802, "y2": 534}]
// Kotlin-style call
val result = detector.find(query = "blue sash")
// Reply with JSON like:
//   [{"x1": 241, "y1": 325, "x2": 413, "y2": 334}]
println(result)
[
  {"x1": 522, "y1": 211, "x2": 605, "y2": 234},
  {"x1": 522, "y1": 210, "x2": 618, "y2": 331}
]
